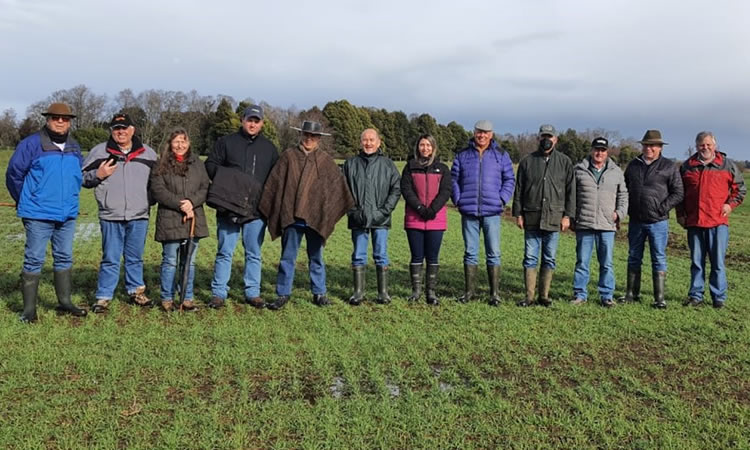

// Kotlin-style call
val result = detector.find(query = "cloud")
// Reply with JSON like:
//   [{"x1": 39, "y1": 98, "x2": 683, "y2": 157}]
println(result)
[{"x1": 0, "y1": 0, "x2": 748, "y2": 159}]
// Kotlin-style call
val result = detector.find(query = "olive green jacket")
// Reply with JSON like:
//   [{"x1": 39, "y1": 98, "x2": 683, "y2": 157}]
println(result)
[{"x1": 512, "y1": 150, "x2": 575, "y2": 231}]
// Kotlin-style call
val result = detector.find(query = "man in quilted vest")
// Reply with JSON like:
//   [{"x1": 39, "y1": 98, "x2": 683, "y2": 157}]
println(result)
[{"x1": 570, "y1": 138, "x2": 628, "y2": 308}]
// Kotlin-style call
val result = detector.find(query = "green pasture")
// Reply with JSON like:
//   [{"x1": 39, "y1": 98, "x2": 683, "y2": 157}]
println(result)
[{"x1": 0, "y1": 149, "x2": 748, "y2": 448}]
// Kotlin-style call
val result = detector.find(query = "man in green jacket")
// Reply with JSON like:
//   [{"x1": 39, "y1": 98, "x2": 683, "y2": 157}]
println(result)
[
  {"x1": 342, "y1": 129, "x2": 401, "y2": 305},
  {"x1": 512, "y1": 124, "x2": 575, "y2": 307}
]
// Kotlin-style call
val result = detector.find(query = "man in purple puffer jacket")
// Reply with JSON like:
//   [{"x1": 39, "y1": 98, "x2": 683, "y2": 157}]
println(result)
[{"x1": 451, "y1": 120, "x2": 515, "y2": 306}]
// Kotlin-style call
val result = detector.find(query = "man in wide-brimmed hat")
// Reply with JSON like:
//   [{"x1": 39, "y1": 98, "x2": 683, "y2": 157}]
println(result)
[
  {"x1": 6, "y1": 103, "x2": 88, "y2": 322},
  {"x1": 620, "y1": 129, "x2": 683, "y2": 309},
  {"x1": 676, "y1": 131, "x2": 746, "y2": 309},
  {"x1": 82, "y1": 112, "x2": 158, "y2": 313},
  {"x1": 259, "y1": 120, "x2": 354, "y2": 310}
]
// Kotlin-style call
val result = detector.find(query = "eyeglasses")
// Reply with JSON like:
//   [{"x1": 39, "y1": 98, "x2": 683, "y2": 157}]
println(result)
[
  {"x1": 592, "y1": 148, "x2": 608, "y2": 152},
  {"x1": 49, "y1": 116, "x2": 71, "y2": 123}
]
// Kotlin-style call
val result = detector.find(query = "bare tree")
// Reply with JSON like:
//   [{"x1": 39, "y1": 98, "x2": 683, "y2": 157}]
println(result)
[
  {"x1": 0, "y1": 108, "x2": 20, "y2": 147},
  {"x1": 26, "y1": 85, "x2": 108, "y2": 129}
]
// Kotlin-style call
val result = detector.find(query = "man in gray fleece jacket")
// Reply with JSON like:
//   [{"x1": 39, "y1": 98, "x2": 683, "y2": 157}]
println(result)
[
  {"x1": 571, "y1": 137, "x2": 628, "y2": 307},
  {"x1": 82, "y1": 113, "x2": 157, "y2": 313}
]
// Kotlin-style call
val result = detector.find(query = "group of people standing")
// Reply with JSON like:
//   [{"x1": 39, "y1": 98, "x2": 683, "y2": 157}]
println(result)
[{"x1": 5, "y1": 103, "x2": 746, "y2": 322}]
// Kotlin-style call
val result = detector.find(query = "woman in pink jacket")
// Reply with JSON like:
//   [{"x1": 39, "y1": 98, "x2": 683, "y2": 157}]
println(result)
[{"x1": 400, "y1": 135, "x2": 452, "y2": 305}]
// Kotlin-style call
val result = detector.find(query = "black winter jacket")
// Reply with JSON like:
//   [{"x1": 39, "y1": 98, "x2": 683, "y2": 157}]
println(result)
[
  {"x1": 624, "y1": 156, "x2": 684, "y2": 223},
  {"x1": 205, "y1": 128, "x2": 279, "y2": 220},
  {"x1": 149, "y1": 153, "x2": 210, "y2": 242},
  {"x1": 342, "y1": 150, "x2": 401, "y2": 229}
]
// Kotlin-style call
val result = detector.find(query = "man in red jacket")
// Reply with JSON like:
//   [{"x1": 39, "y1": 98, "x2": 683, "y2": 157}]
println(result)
[{"x1": 677, "y1": 131, "x2": 746, "y2": 308}]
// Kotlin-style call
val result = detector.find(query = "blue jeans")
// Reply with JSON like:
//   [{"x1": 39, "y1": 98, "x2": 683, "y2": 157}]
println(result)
[
  {"x1": 351, "y1": 228, "x2": 390, "y2": 267},
  {"x1": 276, "y1": 224, "x2": 326, "y2": 296},
  {"x1": 160, "y1": 239, "x2": 201, "y2": 301},
  {"x1": 22, "y1": 218, "x2": 76, "y2": 273},
  {"x1": 573, "y1": 230, "x2": 615, "y2": 301},
  {"x1": 523, "y1": 229, "x2": 560, "y2": 269},
  {"x1": 211, "y1": 216, "x2": 266, "y2": 299},
  {"x1": 406, "y1": 229, "x2": 444, "y2": 264},
  {"x1": 627, "y1": 220, "x2": 668, "y2": 272},
  {"x1": 461, "y1": 215, "x2": 501, "y2": 266},
  {"x1": 96, "y1": 219, "x2": 149, "y2": 300},
  {"x1": 688, "y1": 225, "x2": 729, "y2": 303}
]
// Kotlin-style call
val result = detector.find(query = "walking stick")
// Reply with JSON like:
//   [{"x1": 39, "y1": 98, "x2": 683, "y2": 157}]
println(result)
[{"x1": 178, "y1": 216, "x2": 196, "y2": 311}]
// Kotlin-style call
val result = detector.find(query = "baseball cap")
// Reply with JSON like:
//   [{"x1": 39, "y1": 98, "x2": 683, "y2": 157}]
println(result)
[
  {"x1": 592, "y1": 137, "x2": 609, "y2": 149},
  {"x1": 539, "y1": 124, "x2": 556, "y2": 136},
  {"x1": 110, "y1": 113, "x2": 134, "y2": 129},
  {"x1": 242, "y1": 105, "x2": 264, "y2": 120}
]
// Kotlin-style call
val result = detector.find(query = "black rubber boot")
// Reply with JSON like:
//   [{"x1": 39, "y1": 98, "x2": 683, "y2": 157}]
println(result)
[
  {"x1": 619, "y1": 269, "x2": 641, "y2": 303},
  {"x1": 375, "y1": 266, "x2": 391, "y2": 304},
  {"x1": 407, "y1": 263, "x2": 423, "y2": 302},
  {"x1": 457, "y1": 264, "x2": 478, "y2": 303},
  {"x1": 487, "y1": 265, "x2": 501, "y2": 306},
  {"x1": 20, "y1": 272, "x2": 40, "y2": 323},
  {"x1": 54, "y1": 269, "x2": 87, "y2": 317},
  {"x1": 652, "y1": 271, "x2": 667, "y2": 309},
  {"x1": 349, "y1": 266, "x2": 366, "y2": 306},
  {"x1": 425, "y1": 264, "x2": 440, "y2": 305}
]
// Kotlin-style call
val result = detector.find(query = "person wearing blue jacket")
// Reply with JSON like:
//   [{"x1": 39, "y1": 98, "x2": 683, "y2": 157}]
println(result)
[
  {"x1": 5, "y1": 103, "x2": 88, "y2": 322},
  {"x1": 451, "y1": 120, "x2": 516, "y2": 306}
]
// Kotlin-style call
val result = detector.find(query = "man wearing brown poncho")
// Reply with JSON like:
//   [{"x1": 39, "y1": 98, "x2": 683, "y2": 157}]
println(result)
[{"x1": 259, "y1": 121, "x2": 354, "y2": 310}]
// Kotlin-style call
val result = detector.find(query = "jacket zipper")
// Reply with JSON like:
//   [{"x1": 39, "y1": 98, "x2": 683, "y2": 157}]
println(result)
[
  {"x1": 477, "y1": 152, "x2": 483, "y2": 216},
  {"x1": 424, "y1": 167, "x2": 429, "y2": 229}
]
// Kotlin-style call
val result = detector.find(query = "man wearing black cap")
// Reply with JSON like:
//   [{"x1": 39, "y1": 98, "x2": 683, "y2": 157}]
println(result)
[
  {"x1": 571, "y1": 137, "x2": 628, "y2": 308},
  {"x1": 259, "y1": 121, "x2": 354, "y2": 309},
  {"x1": 82, "y1": 112, "x2": 158, "y2": 313},
  {"x1": 6, "y1": 103, "x2": 88, "y2": 321},
  {"x1": 204, "y1": 105, "x2": 279, "y2": 309},
  {"x1": 512, "y1": 124, "x2": 575, "y2": 307},
  {"x1": 620, "y1": 129, "x2": 683, "y2": 309}
]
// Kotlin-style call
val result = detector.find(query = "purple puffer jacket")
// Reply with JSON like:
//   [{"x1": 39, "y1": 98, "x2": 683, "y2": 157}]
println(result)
[{"x1": 451, "y1": 139, "x2": 515, "y2": 217}]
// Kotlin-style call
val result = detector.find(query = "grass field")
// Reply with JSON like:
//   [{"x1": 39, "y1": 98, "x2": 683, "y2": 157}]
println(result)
[{"x1": 1, "y1": 149, "x2": 749, "y2": 448}]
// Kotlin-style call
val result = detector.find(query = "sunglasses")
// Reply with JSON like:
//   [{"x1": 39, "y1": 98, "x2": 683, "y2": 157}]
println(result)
[{"x1": 49, "y1": 116, "x2": 71, "y2": 123}]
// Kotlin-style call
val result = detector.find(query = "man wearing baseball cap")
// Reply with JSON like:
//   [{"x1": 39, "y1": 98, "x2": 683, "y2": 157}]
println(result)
[
  {"x1": 6, "y1": 103, "x2": 88, "y2": 321},
  {"x1": 620, "y1": 129, "x2": 683, "y2": 309},
  {"x1": 512, "y1": 124, "x2": 575, "y2": 307},
  {"x1": 451, "y1": 120, "x2": 515, "y2": 306},
  {"x1": 571, "y1": 137, "x2": 628, "y2": 307},
  {"x1": 82, "y1": 112, "x2": 158, "y2": 313},
  {"x1": 204, "y1": 104, "x2": 279, "y2": 309}
]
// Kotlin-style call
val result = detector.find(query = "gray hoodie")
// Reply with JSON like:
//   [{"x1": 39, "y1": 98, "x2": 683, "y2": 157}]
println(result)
[
  {"x1": 82, "y1": 138, "x2": 157, "y2": 221},
  {"x1": 574, "y1": 157, "x2": 628, "y2": 231}
]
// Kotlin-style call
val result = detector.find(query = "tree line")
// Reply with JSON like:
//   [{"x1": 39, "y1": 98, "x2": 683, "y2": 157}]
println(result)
[{"x1": 4, "y1": 84, "x2": 743, "y2": 168}]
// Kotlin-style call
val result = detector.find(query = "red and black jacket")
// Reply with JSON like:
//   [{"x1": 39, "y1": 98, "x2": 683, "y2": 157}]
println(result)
[{"x1": 677, "y1": 151, "x2": 746, "y2": 228}]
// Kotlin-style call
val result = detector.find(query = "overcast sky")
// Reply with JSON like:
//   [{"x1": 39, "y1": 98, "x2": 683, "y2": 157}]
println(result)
[{"x1": 1, "y1": 0, "x2": 748, "y2": 159}]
